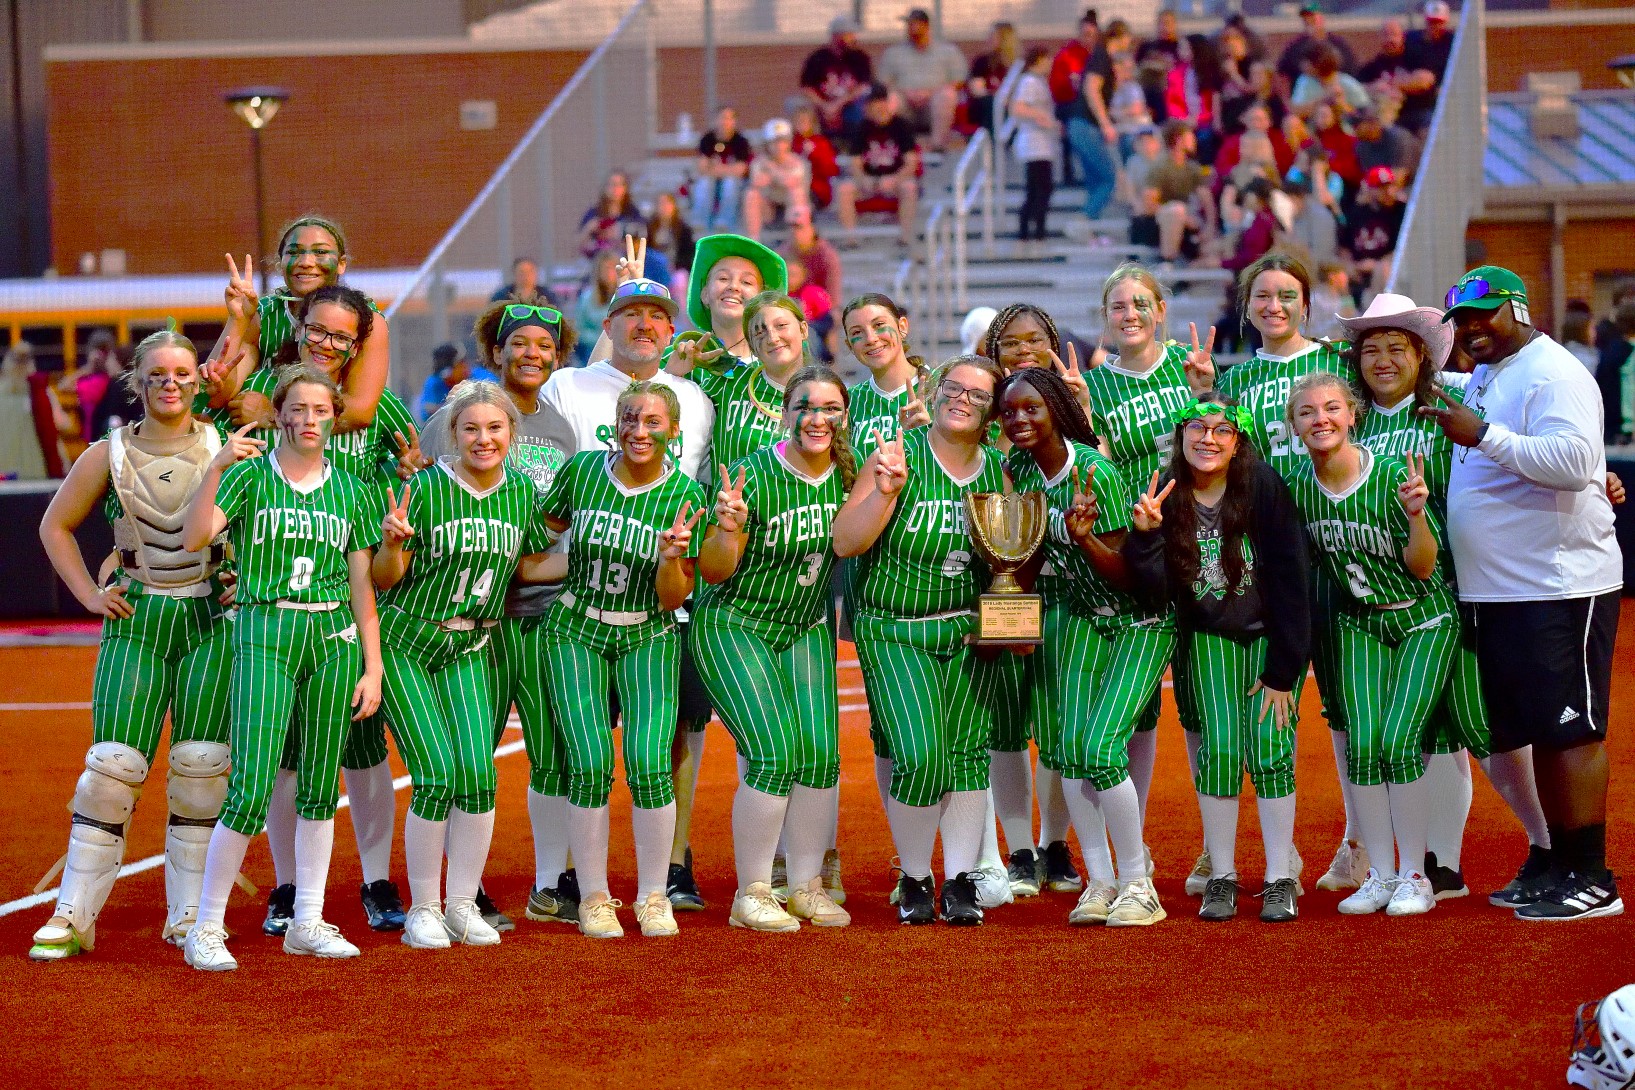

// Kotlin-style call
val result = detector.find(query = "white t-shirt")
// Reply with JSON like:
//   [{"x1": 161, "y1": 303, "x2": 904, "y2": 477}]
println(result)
[
  {"x1": 1009, "y1": 72, "x2": 1056, "y2": 163},
  {"x1": 1446, "y1": 332, "x2": 1623, "y2": 602},
  {"x1": 538, "y1": 359, "x2": 715, "y2": 483}
]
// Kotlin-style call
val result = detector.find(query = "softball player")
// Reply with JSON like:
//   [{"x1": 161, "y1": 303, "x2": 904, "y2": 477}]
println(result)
[
  {"x1": 30, "y1": 331, "x2": 232, "y2": 960},
  {"x1": 1215, "y1": 251, "x2": 1361, "y2": 894},
  {"x1": 833, "y1": 353, "x2": 1006, "y2": 926},
  {"x1": 1122, "y1": 392, "x2": 1312, "y2": 923},
  {"x1": 538, "y1": 381, "x2": 707, "y2": 940},
  {"x1": 1286, "y1": 371, "x2": 1453, "y2": 918},
  {"x1": 180, "y1": 365, "x2": 384, "y2": 971},
  {"x1": 693, "y1": 364, "x2": 854, "y2": 931},
  {"x1": 373, "y1": 381, "x2": 550, "y2": 949},
  {"x1": 998, "y1": 367, "x2": 1174, "y2": 927}
]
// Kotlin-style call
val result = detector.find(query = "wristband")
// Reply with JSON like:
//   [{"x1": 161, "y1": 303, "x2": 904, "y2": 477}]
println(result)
[{"x1": 1476, "y1": 422, "x2": 1491, "y2": 445}]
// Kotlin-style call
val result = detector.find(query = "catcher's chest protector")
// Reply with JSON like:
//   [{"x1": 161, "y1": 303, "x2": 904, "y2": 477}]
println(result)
[{"x1": 107, "y1": 421, "x2": 223, "y2": 589}]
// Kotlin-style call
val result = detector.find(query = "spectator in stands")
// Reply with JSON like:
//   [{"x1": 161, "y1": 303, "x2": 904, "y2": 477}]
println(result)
[
  {"x1": 1403, "y1": 0, "x2": 1455, "y2": 132},
  {"x1": 1007, "y1": 45, "x2": 1059, "y2": 255},
  {"x1": 836, "y1": 84, "x2": 920, "y2": 249},
  {"x1": 648, "y1": 191, "x2": 696, "y2": 300},
  {"x1": 1312, "y1": 100, "x2": 1363, "y2": 199},
  {"x1": 968, "y1": 22, "x2": 1020, "y2": 135},
  {"x1": 1137, "y1": 8, "x2": 1183, "y2": 70},
  {"x1": 491, "y1": 256, "x2": 556, "y2": 305},
  {"x1": 1276, "y1": 1, "x2": 1357, "y2": 95},
  {"x1": 578, "y1": 170, "x2": 645, "y2": 258},
  {"x1": 1222, "y1": 13, "x2": 1268, "y2": 63},
  {"x1": 87, "y1": 344, "x2": 142, "y2": 440},
  {"x1": 780, "y1": 204, "x2": 842, "y2": 305},
  {"x1": 1353, "y1": 106, "x2": 1421, "y2": 183},
  {"x1": 415, "y1": 342, "x2": 499, "y2": 424},
  {"x1": 1049, "y1": 9, "x2": 1102, "y2": 185},
  {"x1": 878, "y1": 7, "x2": 967, "y2": 159},
  {"x1": 1562, "y1": 308, "x2": 1598, "y2": 374},
  {"x1": 800, "y1": 15, "x2": 874, "y2": 141},
  {"x1": 1221, "y1": 177, "x2": 1279, "y2": 275},
  {"x1": 574, "y1": 249, "x2": 623, "y2": 363},
  {"x1": 1124, "y1": 125, "x2": 1164, "y2": 247},
  {"x1": 1063, "y1": 17, "x2": 1126, "y2": 220},
  {"x1": 1214, "y1": 102, "x2": 1293, "y2": 184},
  {"x1": 695, "y1": 106, "x2": 753, "y2": 230},
  {"x1": 1309, "y1": 261, "x2": 1357, "y2": 339},
  {"x1": 791, "y1": 104, "x2": 841, "y2": 211},
  {"x1": 1356, "y1": 19, "x2": 1438, "y2": 137},
  {"x1": 0, "y1": 343, "x2": 48, "y2": 480},
  {"x1": 1109, "y1": 50, "x2": 1154, "y2": 160},
  {"x1": 1291, "y1": 44, "x2": 1371, "y2": 123},
  {"x1": 1613, "y1": 301, "x2": 1635, "y2": 441},
  {"x1": 73, "y1": 331, "x2": 118, "y2": 439},
  {"x1": 743, "y1": 118, "x2": 812, "y2": 241},
  {"x1": 1280, "y1": 168, "x2": 1341, "y2": 269},
  {"x1": 1219, "y1": 130, "x2": 1280, "y2": 234},
  {"x1": 17, "y1": 343, "x2": 71, "y2": 477},
  {"x1": 1216, "y1": 22, "x2": 1278, "y2": 137},
  {"x1": 785, "y1": 261, "x2": 836, "y2": 363},
  {"x1": 1167, "y1": 34, "x2": 1224, "y2": 164},
  {"x1": 1595, "y1": 282, "x2": 1635, "y2": 442},
  {"x1": 1146, "y1": 118, "x2": 1215, "y2": 265},
  {"x1": 1343, "y1": 166, "x2": 1405, "y2": 304}
]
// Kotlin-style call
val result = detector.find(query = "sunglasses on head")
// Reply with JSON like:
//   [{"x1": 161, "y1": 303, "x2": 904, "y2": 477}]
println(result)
[
  {"x1": 1445, "y1": 279, "x2": 1524, "y2": 311},
  {"x1": 503, "y1": 303, "x2": 564, "y2": 326}
]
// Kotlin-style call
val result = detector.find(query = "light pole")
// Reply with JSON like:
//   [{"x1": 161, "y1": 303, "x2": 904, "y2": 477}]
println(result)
[{"x1": 223, "y1": 86, "x2": 289, "y2": 296}]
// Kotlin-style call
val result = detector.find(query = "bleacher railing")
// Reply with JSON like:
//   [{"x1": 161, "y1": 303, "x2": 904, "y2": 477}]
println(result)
[
  {"x1": 384, "y1": 0, "x2": 655, "y2": 396},
  {"x1": 896, "y1": 128, "x2": 993, "y2": 353},
  {"x1": 1385, "y1": 0, "x2": 1485, "y2": 308},
  {"x1": 950, "y1": 129, "x2": 996, "y2": 310}
]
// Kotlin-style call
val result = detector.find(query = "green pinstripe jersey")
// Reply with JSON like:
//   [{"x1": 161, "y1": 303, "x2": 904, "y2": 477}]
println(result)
[
  {"x1": 857, "y1": 428, "x2": 1003, "y2": 618},
  {"x1": 695, "y1": 362, "x2": 789, "y2": 474},
  {"x1": 848, "y1": 377, "x2": 911, "y2": 459},
  {"x1": 1287, "y1": 449, "x2": 1444, "y2": 608},
  {"x1": 1083, "y1": 342, "x2": 1194, "y2": 483},
  {"x1": 381, "y1": 460, "x2": 548, "y2": 623},
  {"x1": 699, "y1": 443, "x2": 843, "y2": 627},
  {"x1": 255, "y1": 291, "x2": 380, "y2": 365},
  {"x1": 242, "y1": 367, "x2": 414, "y2": 485},
  {"x1": 1007, "y1": 441, "x2": 1141, "y2": 618},
  {"x1": 1216, "y1": 340, "x2": 1355, "y2": 481},
  {"x1": 542, "y1": 450, "x2": 707, "y2": 616},
  {"x1": 216, "y1": 454, "x2": 382, "y2": 605},
  {"x1": 1356, "y1": 383, "x2": 1465, "y2": 518}
]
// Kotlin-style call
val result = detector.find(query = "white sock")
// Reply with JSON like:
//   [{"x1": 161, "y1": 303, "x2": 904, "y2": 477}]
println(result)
[
  {"x1": 197, "y1": 825, "x2": 253, "y2": 929},
  {"x1": 1066, "y1": 776, "x2": 1141, "y2": 884},
  {"x1": 1036, "y1": 765, "x2": 1071, "y2": 847},
  {"x1": 632, "y1": 802, "x2": 677, "y2": 899},
  {"x1": 784, "y1": 784, "x2": 837, "y2": 887},
  {"x1": 293, "y1": 817, "x2": 335, "y2": 925},
  {"x1": 1350, "y1": 781, "x2": 1396, "y2": 880},
  {"x1": 526, "y1": 789, "x2": 570, "y2": 891},
  {"x1": 873, "y1": 755, "x2": 894, "y2": 816},
  {"x1": 1480, "y1": 749, "x2": 1550, "y2": 848},
  {"x1": 940, "y1": 789, "x2": 988, "y2": 881},
  {"x1": 976, "y1": 788, "x2": 1004, "y2": 870},
  {"x1": 265, "y1": 769, "x2": 298, "y2": 886},
  {"x1": 988, "y1": 749, "x2": 1034, "y2": 855},
  {"x1": 1257, "y1": 793, "x2": 1297, "y2": 883},
  {"x1": 403, "y1": 812, "x2": 446, "y2": 908},
  {"x1": 1059, "y1": 779, "x2": 1114, "y2": 883},
  {"x1": 1197, "y1": 793, "x2": 1239, "y2": 878},
  {"x1": 1127, "y1": 730, "x2": 1158, "y2": 824},
  {"x1": 731, "y1": 784, "x2": 789, "y2": 891},
  {"x1": 342, "y1": 761, "x2": 396, "y2": 886},
  {"x1": 885, "y1": 798, "x2": 940, "y2": 879},
  {"x1": 445, "y1": 808, "x2": 495, "y2": 903},
  {"x1": 1386, "y1": 776, "x2": 1430, "y2": 878},
  {"x1": 568, "y1": 803, "x2": 612, "y2": 898},
  {"x1": 1332, "y1": 730, "x2": 1360, "y2": 842},
  {"x1": 1424, "y1": 751, "x2": 1472, "y2": 869}
]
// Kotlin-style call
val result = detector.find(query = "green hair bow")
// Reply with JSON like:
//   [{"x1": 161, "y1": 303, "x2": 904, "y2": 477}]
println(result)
[{"x1": 1174, "y1": 399, "x2": 1253, "y2": 433}]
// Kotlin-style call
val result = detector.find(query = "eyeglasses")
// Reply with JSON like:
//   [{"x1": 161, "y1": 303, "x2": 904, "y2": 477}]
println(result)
[
  {"x1": 503, "y1": 302, "x2": 565, "y2": 327},
  {"x1": 301, "y1": 323, "x2": 357, "y2": 354},
  {"x1": 1182, "y1": 420, "x2": 1239, "y2": 441},
  {"x1": 1445, "y1": 278, "x2": 1524, "y2": 311},
  {"x1": 938, "y1": 380, "x2": 994, "y2": 409},
  {"x1": 997, "y1": 334, "x2": 1049, "y2": 353},
  {"x1": 142, "y1": 375, "x2": 200, "y2": 391},
  {"x1": 283, "y1": 245, "x2": 338, "y2": 260}
]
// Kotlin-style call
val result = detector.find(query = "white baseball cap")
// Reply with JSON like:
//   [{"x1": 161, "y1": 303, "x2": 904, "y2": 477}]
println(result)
[
  {"x1": 1423, "y1": 1, "x2": 1450, "y2": 21},
  {"x1": 764, "y1": 118, "x2": 793, "y2": 142}
]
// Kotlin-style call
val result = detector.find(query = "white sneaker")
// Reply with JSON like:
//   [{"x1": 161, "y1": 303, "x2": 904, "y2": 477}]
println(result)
[
  {"x1": 183, "y1": 922, "x2": 237, "y2": 972},
  {"x1": 730, "y1": 882, "x2": 799, "y2": 932},
  {"x1": 283, "y1": 919, "x2": 360, "y2": 959},
  {"x1": 770, "y1": 855, "x2": 789, "y2": 899},
  {"x1": 1068, "y1": 881, "x2": 1119, "y2": 926},
  {"x1": 578, "y1": 893, "x2": 624, "y2": 939},
  {"x1": 1317, "y1": 840, "x2": 1368, "y2": 892},
  {"x1": 1143, "y1": 844, "x2": 1156, "y2": 879},
  {"x1": 1338, "y1": 869, "x2": 1398, "y2": 915},
  {"x1": 972, "y1": 863, "x2": 1015, "y2": 909},
  {"x1": 401, "y1": 903, "x2": 451, "y2": 949},
  {"x1": 635, "y1": 890, "x2": 680, "y2": 937},
  {"x1": 1106, "y1": 878, "x2": 1166, "y2": 927},
  {"x1": 444, "y1": 897, "x2": 501, "y2": 946},
  {"x1": 1386, "y1": 870, "x2": 1436, "y2": 917},
  {"x1": 1185, "y1": 850, "x2": 1212, "y2": 896},
  {"x1": 789, "y1": 876, "x2": 851, "y2": 927}
]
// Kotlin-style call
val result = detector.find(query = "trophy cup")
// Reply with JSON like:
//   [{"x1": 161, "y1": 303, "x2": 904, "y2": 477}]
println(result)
[{"x1": 964, "y1": 491, "x2": 1049, "y2": 645}]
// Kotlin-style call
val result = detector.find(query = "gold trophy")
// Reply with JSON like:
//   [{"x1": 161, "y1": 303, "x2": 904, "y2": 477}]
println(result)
[{"x1": 964, "y1": 490, "x2": 1049, "y2": 645}]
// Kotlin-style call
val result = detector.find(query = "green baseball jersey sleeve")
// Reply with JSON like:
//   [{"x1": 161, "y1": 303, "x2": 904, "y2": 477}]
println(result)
[
  {"x1": 696, "y1": 363, "x2": 790, "y2": 475},
  {"x1": 847, "y1": 377, "x2": 911, "y2": 461},
  {"x1": 1007, "y1": 441, "x2": 1142, "y2": 618},
  {"x1": 1216, "y1": 340, "x2": 1355, "y2": 482},
  {"x1": 241, "y1": 370, "x2": 411, "y2": 486},
  {"x1": 1083, "y1": 342, "x2": 1195, "y2": 484}
]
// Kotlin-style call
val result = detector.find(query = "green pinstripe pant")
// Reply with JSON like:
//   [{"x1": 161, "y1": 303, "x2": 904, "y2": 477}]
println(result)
[
  {"x1": 380, "y1": 608, "x2": 498, "y2": 821},
  {"x1": 853, "y1": 611, "x2": 996, "y2": 807},
  {"x1": 1046, "y1": 608, "x2": 1176, "y2": 790},
  {"x1": 840, "y1": 558, "x2": 893, "y2": 761},
  {"x1": 220, "y1": 604, "x2": 362, "y2": 836},
  {"x1": 543, "y1": 602, "x2": 679, "y2": 810},
  {"x1": 987, "y1": 651, "x2": 1032, "y2": 752},
  {"x1": 1182, "y1": 630, "x2": 1297, "y2": 798},
  {"x1": 1423, "y1": 605, "x2": 1490, "y2": 758},
  {"x1": 690, "y1": 605, "x2": 840, "y2": 797},
  {"x1": 490, "y1": 615, "x2": 565, "y2": 795},
  {"x1": 1031, "y1": 607, "x2": 1065, "y2": 772},
  {"x1": 91, "y1": 589, "x2": 232, "y2": 759},
  {"x1": 1312, "y1": 567, "x2": 1347, "y2": 731},
  {"x1": 1337, "y1": 587, "x2": 1460, "y2": 787},
  {"x1": 278, "y1": 711, "x2": 388, "y2": 774}
]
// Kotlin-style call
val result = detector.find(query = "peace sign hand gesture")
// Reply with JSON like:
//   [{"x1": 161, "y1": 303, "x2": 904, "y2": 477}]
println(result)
[
  {"x1": 211, "y1": 423, "x2": 267, "y2": 471},
  {"x1": 223, "y1": 253, "x2": 260, "y2": 325},
  {"x1": 394, "y1": 427, "x2": 429, "y2": 480},
  {"x1": 1047, "y1": 343, "x2": 1092, "y2": 413},
  {"x1": 1397, "y1": 450, "x2": 1430, "y2": 518},
  {"x1": 659, "y1": 501, "x2": 704, "y2": 559},
  {"x1": 1183, "y1": 323, "x2": 1217, "y2": 395},
  {"x1": 1130, "y1": 470, "x2": 1176, "y2": 532},
  {"x1": 871, "y1": 427, "x2": 909, "y2": 498},
  {"x1": 1064, "y1": 463, "x2": 1101, "y2": 546},
  {"x1": 1417, "y1": 387, "x2": 1485, "y2": 447},
  {"x1": 669, "y1": 331, "x2": 727, "y2": 377},
  {"x1": 714, "y1": 464, "x2": 749, "y2": 532},
  {"x1": 382, "y1": 484, "x2": 415, "y2": 546},
  {"x1": 899, "y1": 369, "x2": 933, "y2": 431},
  {"x1": 615, "y1": 233, "x2": 649, "y2": 285}
]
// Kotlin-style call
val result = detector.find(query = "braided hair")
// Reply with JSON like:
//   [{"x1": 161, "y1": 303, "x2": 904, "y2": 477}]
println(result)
[
  {"x1": 784, "y1": 363, "x2": 858, "y2": 490},
  {"x1": 995, "y1": 367, "x2": 1099, "y2": 446},
  {"x1": 982, "y1": 303, "x2": 1062, "y2": 371}
]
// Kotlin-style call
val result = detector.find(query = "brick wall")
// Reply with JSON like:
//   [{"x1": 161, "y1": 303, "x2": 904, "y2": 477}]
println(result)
[{"x1": 1467, "y1": 217, "x2": 1635, "y2": 322}]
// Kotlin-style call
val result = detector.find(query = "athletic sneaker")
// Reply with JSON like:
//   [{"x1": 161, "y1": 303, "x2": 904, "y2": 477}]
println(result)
[
  {"x1": 635, "y1": 890, "x2": 681, "y2": 937},
  {"x1": 525, "y1": 883, "x2": 578, "y2": 924},
  {"x1": 1424, "y1": 851, "x2": 1469, "y2": 901},
  {"x1": 1068, "y1": 881, "x2": 1119, "y2": 925},
  {"x1": 1491, "y1": 845, "x2": 1555, "y2": 908},
  {"x1": 770, "y1": 856, "x2": 789, "y2": 899},
  {"x1": 972, "y1": 863, "x2": 1014, "y2": 908},
  {"x1": 445, "y1": 897, "x2": 502, "y2": 945},
  {"x1": 896, "y1": 874, "x2": 936, "y2": 925},
  {"x1": 1288, "y1": 845, "x2": 1305, "y2": 895},
  {"x1": 1007, "y1": 848, "x2": 1042, "y2": 897},
  {"x1": 1338, "y1": 869, "x2": 1397, "y2": 915},
  {"x1": 1316, "y1": 840, "x2": 1369, "y2": 892},
  {"x1": 1185, "y1": 851, "x2": 1212, "y2": 896},
  {"x1": 360, "y1": 879, "x2": 406, "y2": 932},
  {"x1": 938, "y1": 873, "x2": 984, "y2": 926},
  {"x1": 1386, "y1": 870, "x2": 1436, "y2": 916},
  {"x1": 1041, "y1": 840, "x2": 1083, "y2": 892},
  {"x1": 1516, "y1": 871, "x2": 1624, "y2": 922},
  {"x1": 1106, "y1": 878, "x2": 1165, "y2": 927},
  {"x1": 1260, "y1": 878, "x2": 1300, "y2": 923},
  {"x1": 666, "y1": 861, "x2": 707, "y2": 912},
  {"x1": 887, "y1": 856, "x2": 905, "y2": 905},
  {"x1": 1142, "y1": 844, "x2": 1156, "y2": 879},
  {"x1": 730, "y1": 882, "x2": 799, "y2": 932},
  {"x1": 474, "y1": 887, "x2": 514, "y2": 933},
  {"x1": 184, "y1": 922, "x2": 237, "y2": 972},
  {"x1": 578, "y1": 894, "x2": 624, "y2": 939},
  {"x1": 401, "y1": 904, "x2": 451, "y2": 949},
  {"x1": 1199, "y1": 876, "x2": 1239, "y2": 921},
  {"x1": 262, "y1": 882, "x2": 295, "y2": 937},
  {"x1": 28, "y1": 918, "x2": 88, "y2": 961},
  {"x1": 283, "y1": 919, "x2": 361, "y2": 959},
  {"x1": 790, "y1": 876, "x2": 851, "y2": 927},
  {"x1": 822, "y1": 849, "x2": 846, "y2": 905},
  {"x1": 559, "y1": 868, "x2": 582, "y2": 908}
]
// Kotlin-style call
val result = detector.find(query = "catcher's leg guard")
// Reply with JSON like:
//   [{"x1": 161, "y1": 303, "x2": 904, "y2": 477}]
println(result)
[{"x1": 163, "y1": 741, "x2": 230, "y2": 944}]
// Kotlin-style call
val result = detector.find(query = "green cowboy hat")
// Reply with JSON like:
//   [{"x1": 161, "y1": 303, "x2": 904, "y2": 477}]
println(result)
[{"x1": 687, "y1": 233, "x2": 787, "y2": 332}]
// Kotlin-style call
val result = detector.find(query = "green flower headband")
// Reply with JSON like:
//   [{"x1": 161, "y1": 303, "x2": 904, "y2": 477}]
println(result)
[{"x1": 1175, "y1": 399, "x2": 1253, "y2": 433}]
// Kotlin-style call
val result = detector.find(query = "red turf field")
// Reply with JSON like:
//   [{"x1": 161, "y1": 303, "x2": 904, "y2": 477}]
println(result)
[{"x1": 1, "y1": 634, "x2": 1631, "y2": 1088}]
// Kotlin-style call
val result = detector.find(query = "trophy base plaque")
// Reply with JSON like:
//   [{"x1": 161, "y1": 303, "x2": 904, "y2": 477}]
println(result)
[{"x1": 973, "y1": 593, "x2": 1044, "y2": 645}]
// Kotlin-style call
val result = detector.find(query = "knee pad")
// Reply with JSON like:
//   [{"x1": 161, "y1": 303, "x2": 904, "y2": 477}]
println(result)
[
  {"x1": 167, "y1": 740, "x2": 230, "y2": 824},
  {"x1": 73, "y1": 742, "x2": 149, "y2": 833}
]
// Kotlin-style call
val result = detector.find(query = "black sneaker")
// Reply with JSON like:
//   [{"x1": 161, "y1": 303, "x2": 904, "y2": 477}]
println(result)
[
  {"x1": 1515, "y1": 871, "x2": 1624, "y2": 922},
  {"x1": 262, "y1": 883, "x2": 295, "y2": 937},
  {"x1": 1490, "y1": 844, "x2": 1555, "y2": 907},
  {"x1": 1424, "y1": 851, "x2": 1469, "y2": 901},
  {"x1": 666, "y1": 863, "x2": 707, "y2": 911},
  {"x1": 939, "y1": 873, "x2": 984, "y2": 926},
  {"x1": 524, "y1": 884, "x2": 577, "y2": 924},
  {"x1": 1198, "y1": 876, "x2": 1239, "y2": 921},
  {"x1": 1006, "y1": 848, "x2": 1042, "y2": 897},
  {"x1": 896, "y1": 874, "x2": 936, "y2": 924},
  {"x1": 1260, "y1": 877, "x2": 1300, "y2": 923},
  {"x1": 359, "y1": 879, "x2": 406, "y2": 932},
  {"x1": 474, "y1": 886, "x2": 515, "y2": 932},
  {"x1": 557, "y1": 869, "x2": 581, "y2": 915},
  {"x1": 1041, "y1": 840, "x2": 1083, "y2": 893}
]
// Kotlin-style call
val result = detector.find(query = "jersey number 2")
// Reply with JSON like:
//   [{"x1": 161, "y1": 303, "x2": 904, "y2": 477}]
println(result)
[{"x1": 1344, "y1": 562, "x2": 1374, "y2": 600}]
